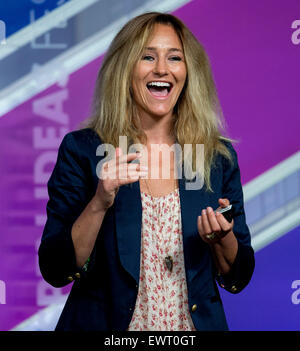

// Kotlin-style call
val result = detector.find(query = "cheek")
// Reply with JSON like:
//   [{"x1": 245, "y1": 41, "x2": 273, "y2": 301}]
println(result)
[
  {"x1": 132, "y1": 69, "x2": 148, "y2": 95},
  {"x1": 172, "y1": 66, "x2": 187, "y2": 85},
  {"x1": 132, "y1": 62, "x2": 150, "y2": 81},
  {"x1": 131, "y1": 78, "x2": 148, "y2": 107},
  {"x1": 174, "y1": 74, "x2": 187, "y2": 94},
  {"x1": 179, "y1": 67, "x2": 187, "y2": 83},
  {"x1": 131, "y1": 76, "x2": 143, "y2": 100}
]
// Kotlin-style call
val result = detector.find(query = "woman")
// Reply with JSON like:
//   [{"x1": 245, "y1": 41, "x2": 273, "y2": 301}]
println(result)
[{"x1": 39, "y1": 12, "x2": 255, "y2": 331}]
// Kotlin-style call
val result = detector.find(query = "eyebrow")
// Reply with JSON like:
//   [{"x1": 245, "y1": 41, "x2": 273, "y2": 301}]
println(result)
[{"x1": 144, "y1": 46, "x2": 183, "y2": 53}]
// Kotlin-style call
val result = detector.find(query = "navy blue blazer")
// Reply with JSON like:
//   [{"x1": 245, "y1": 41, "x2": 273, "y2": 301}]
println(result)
[{"x1": 38, "y1": 128, "x2": 255, "y2": 331}]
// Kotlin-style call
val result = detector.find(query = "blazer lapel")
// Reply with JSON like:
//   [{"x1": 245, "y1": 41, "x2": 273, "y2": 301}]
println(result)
[
  {"x1": 114, "y1": 181, "x2": 142, "y2": 285},
  {"x1": 178, "y1": 176, "x2": 211, "y2": 284}
]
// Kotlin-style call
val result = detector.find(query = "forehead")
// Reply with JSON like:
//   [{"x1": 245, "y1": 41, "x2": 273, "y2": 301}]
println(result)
[{"x1": 145, "y1": 23, "x2": 183, "y2": 50}]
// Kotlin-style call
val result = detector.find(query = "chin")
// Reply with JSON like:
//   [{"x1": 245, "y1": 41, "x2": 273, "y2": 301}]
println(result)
[
  {"x1": 148, "y1": 107, "x2": 173, "y2": 118},
  {"x1": 150, "y1": 112, "x2": 172, "y2": 119}
]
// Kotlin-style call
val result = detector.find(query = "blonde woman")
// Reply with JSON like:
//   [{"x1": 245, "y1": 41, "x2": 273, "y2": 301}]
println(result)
[{"x1": 39, "y1": 12, "x2": 255, "y2": 331}]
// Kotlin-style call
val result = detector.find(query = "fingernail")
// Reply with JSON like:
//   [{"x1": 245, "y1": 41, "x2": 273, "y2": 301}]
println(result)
[
  {"x1": 207, "y1": 207, "x2": 213, "y2": 213},
  {"x1": 202, "y1": 209, "x2": 206, "y2": 215},
  {"x1": 140, "y1": 166, "x2": 148, "y2": 170}
]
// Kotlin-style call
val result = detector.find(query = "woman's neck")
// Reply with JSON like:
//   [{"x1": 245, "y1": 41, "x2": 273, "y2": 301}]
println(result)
[{"x1": 139, "y1": 114, "x2": 176, "y2": 145}]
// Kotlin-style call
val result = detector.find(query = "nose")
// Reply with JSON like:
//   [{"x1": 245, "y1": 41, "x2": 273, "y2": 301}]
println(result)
[{"x1": 153, "y1": 57, "x2": 168, "y2": 76}]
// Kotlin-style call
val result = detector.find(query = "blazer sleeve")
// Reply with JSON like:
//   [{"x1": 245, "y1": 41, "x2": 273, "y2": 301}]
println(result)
[
  {"x1": 215, "y1": 142, "x2": 255, "y2": 294},
  {"x1": 38, "y1": 132, "x2": 96, "y2": 288}
]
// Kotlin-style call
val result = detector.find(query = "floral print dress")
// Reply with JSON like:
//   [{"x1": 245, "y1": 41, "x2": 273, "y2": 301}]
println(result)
[{"x1": 127, "y1": 188, "x2": 196, "y2": 331}]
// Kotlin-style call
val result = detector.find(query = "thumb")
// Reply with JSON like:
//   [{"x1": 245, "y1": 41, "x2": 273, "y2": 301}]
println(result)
[{"x1": 218, "y1": 198, "x2": 230, "y2": 208}]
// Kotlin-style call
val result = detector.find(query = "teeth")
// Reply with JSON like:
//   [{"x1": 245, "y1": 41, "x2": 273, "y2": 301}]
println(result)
[{"x1": 147, "y1": 82, "x2": 171, "y2": 87}]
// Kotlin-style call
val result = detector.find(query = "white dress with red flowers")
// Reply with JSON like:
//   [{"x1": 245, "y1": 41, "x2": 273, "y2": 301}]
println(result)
[{"x1": 127, "y1": 188, "x2": 196, "y2": 331}]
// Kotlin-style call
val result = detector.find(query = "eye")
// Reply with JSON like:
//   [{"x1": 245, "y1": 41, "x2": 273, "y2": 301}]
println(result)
[
  {"x1": 142, "y1": 55, "x2": 154, "y2": 61},
  {"x1": 169, "y1": 56, "x2": 183, "y2": 61}
]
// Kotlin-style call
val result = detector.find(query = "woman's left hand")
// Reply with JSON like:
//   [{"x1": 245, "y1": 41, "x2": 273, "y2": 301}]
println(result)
[{"x1": 197, "y1": 198, "x2": 234, "y2": 244}]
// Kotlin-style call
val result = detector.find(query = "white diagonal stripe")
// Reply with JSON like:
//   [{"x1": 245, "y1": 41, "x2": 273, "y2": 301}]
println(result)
[
  {"x1": 251, "y1": 207, "x2": 300, "y2": 252},
  {"x1": 243, "y1": 150, "x2": 300, "y2": 202},
  {"x1": 0, "y1": 0, "x2": 192, "y2": 118},
  {"x1": 0, "y1": 0, "x2": 100, "y2": 61}
]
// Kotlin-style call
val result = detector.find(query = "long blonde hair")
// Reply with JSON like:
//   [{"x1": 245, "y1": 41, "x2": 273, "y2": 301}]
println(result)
[{"x1": 84, "y1": 12, "x2": 233, "y2": 191}]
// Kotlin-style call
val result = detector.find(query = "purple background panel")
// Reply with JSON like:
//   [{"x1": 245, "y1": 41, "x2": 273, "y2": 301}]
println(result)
[
  {"x1": 220, "y1": 226, "x2": 300, "y2": 331},
  {"x1": 0, "y1": 57, "x2": 103, "y2": 330},
  {"x1": 174, "y1": 0, "x2": 300, "y2": 183}
]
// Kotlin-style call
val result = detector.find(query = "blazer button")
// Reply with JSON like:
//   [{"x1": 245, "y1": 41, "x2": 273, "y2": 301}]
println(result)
[
  {"x1": 74, "y1": 273, "x2": 81, "y2": 279},
  {"x1": 230, "y1": 285, "x2": 238, "y2": 293},
  {"x1": 191, "y1": 304, "x2": 197, "y2": 312},
  {"x1": 67, "y1": 276, "x2": 74, "y2": 282}
]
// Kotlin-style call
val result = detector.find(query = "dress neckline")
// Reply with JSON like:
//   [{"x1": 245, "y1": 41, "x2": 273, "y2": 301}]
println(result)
[{"x1": 141, "y1": 187, "x2": 179, "y2": 200}]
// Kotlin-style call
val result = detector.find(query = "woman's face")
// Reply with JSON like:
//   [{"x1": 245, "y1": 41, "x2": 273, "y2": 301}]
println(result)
[{"x1": 131, "y1": 23, "x2": 187, "y2": 120}]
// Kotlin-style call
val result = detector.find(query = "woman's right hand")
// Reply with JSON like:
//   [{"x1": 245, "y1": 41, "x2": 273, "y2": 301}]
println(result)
[{"x1": 93, "y1": 147, "x2": 148, "y2": 211}]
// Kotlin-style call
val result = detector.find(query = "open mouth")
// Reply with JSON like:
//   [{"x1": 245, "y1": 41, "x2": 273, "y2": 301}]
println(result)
[{"x1": 146, "y1": 81, "x2": 173, "y2": 98}]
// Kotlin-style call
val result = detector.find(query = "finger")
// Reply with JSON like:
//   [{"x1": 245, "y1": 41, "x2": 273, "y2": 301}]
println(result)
[
  {"x1": 206, "y1": 207, "x2": 221, "y2": 233},
  {"x1": 118, "y1": 170, "x2": 148, "y2": 185},
  {"x1": 117, "y1": 162, "x2": 148, "y2": 179},
  {"x1": 116, "y1": 151, "x2": 142, "y2": 165},
  {"x1": 127, "y1": 167, "x2": 148, "y2": 179},
  {"x1": 104, "y1": 160, "x2": 147, "y2": 181},
  {"x1": 215, "y1": 211, "x2": 233, "y2": 233},
  {"x1": 100, "y1": 159, "x2": 118, "y2": 180},
  {"x1": 117, "y1": 162, "x2": 148, "y2": 178},
  {"x1": 201, "y1": 209, "x2": 212, "y2": 234},
  {"x1": 115, "y1": 147, "x2": 122, "y2": 158},
  {"x1": 127, "y1": 163, "x2": 148, "y2": 172},
  {"x1": 198, "y1": 215, "x2": 219, "y2": 244},
  {"x1": 115, "y1": 148, "x2": 123, "y2": 178},
  {"x1": 218, "y1": 198, "x2": 230, "y2": 208},
  {"x1": 197, "y1": 215, "x2": 204, "y2": 236},
  {"x1": 105, "y1": 151, "x2": 140, "y2": 178},
  {"x1": 103, "y1": 169, "x2": 142, "y2": 185}
]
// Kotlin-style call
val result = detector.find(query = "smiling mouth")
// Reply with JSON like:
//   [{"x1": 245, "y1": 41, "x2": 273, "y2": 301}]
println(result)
[{"x1": 146, "y1": 82, "x2": 173, "y2": 98}]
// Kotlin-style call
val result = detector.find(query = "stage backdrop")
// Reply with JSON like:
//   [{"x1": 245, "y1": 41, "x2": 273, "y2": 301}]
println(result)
[{"x1": 0, "y1": 0, "x2": 299, "y2": 330}]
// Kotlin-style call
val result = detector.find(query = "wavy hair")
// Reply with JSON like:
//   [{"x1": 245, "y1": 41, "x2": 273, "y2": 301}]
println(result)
[{"x1": 83, "y1": 12, "x2": 233, "y2": 191}]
